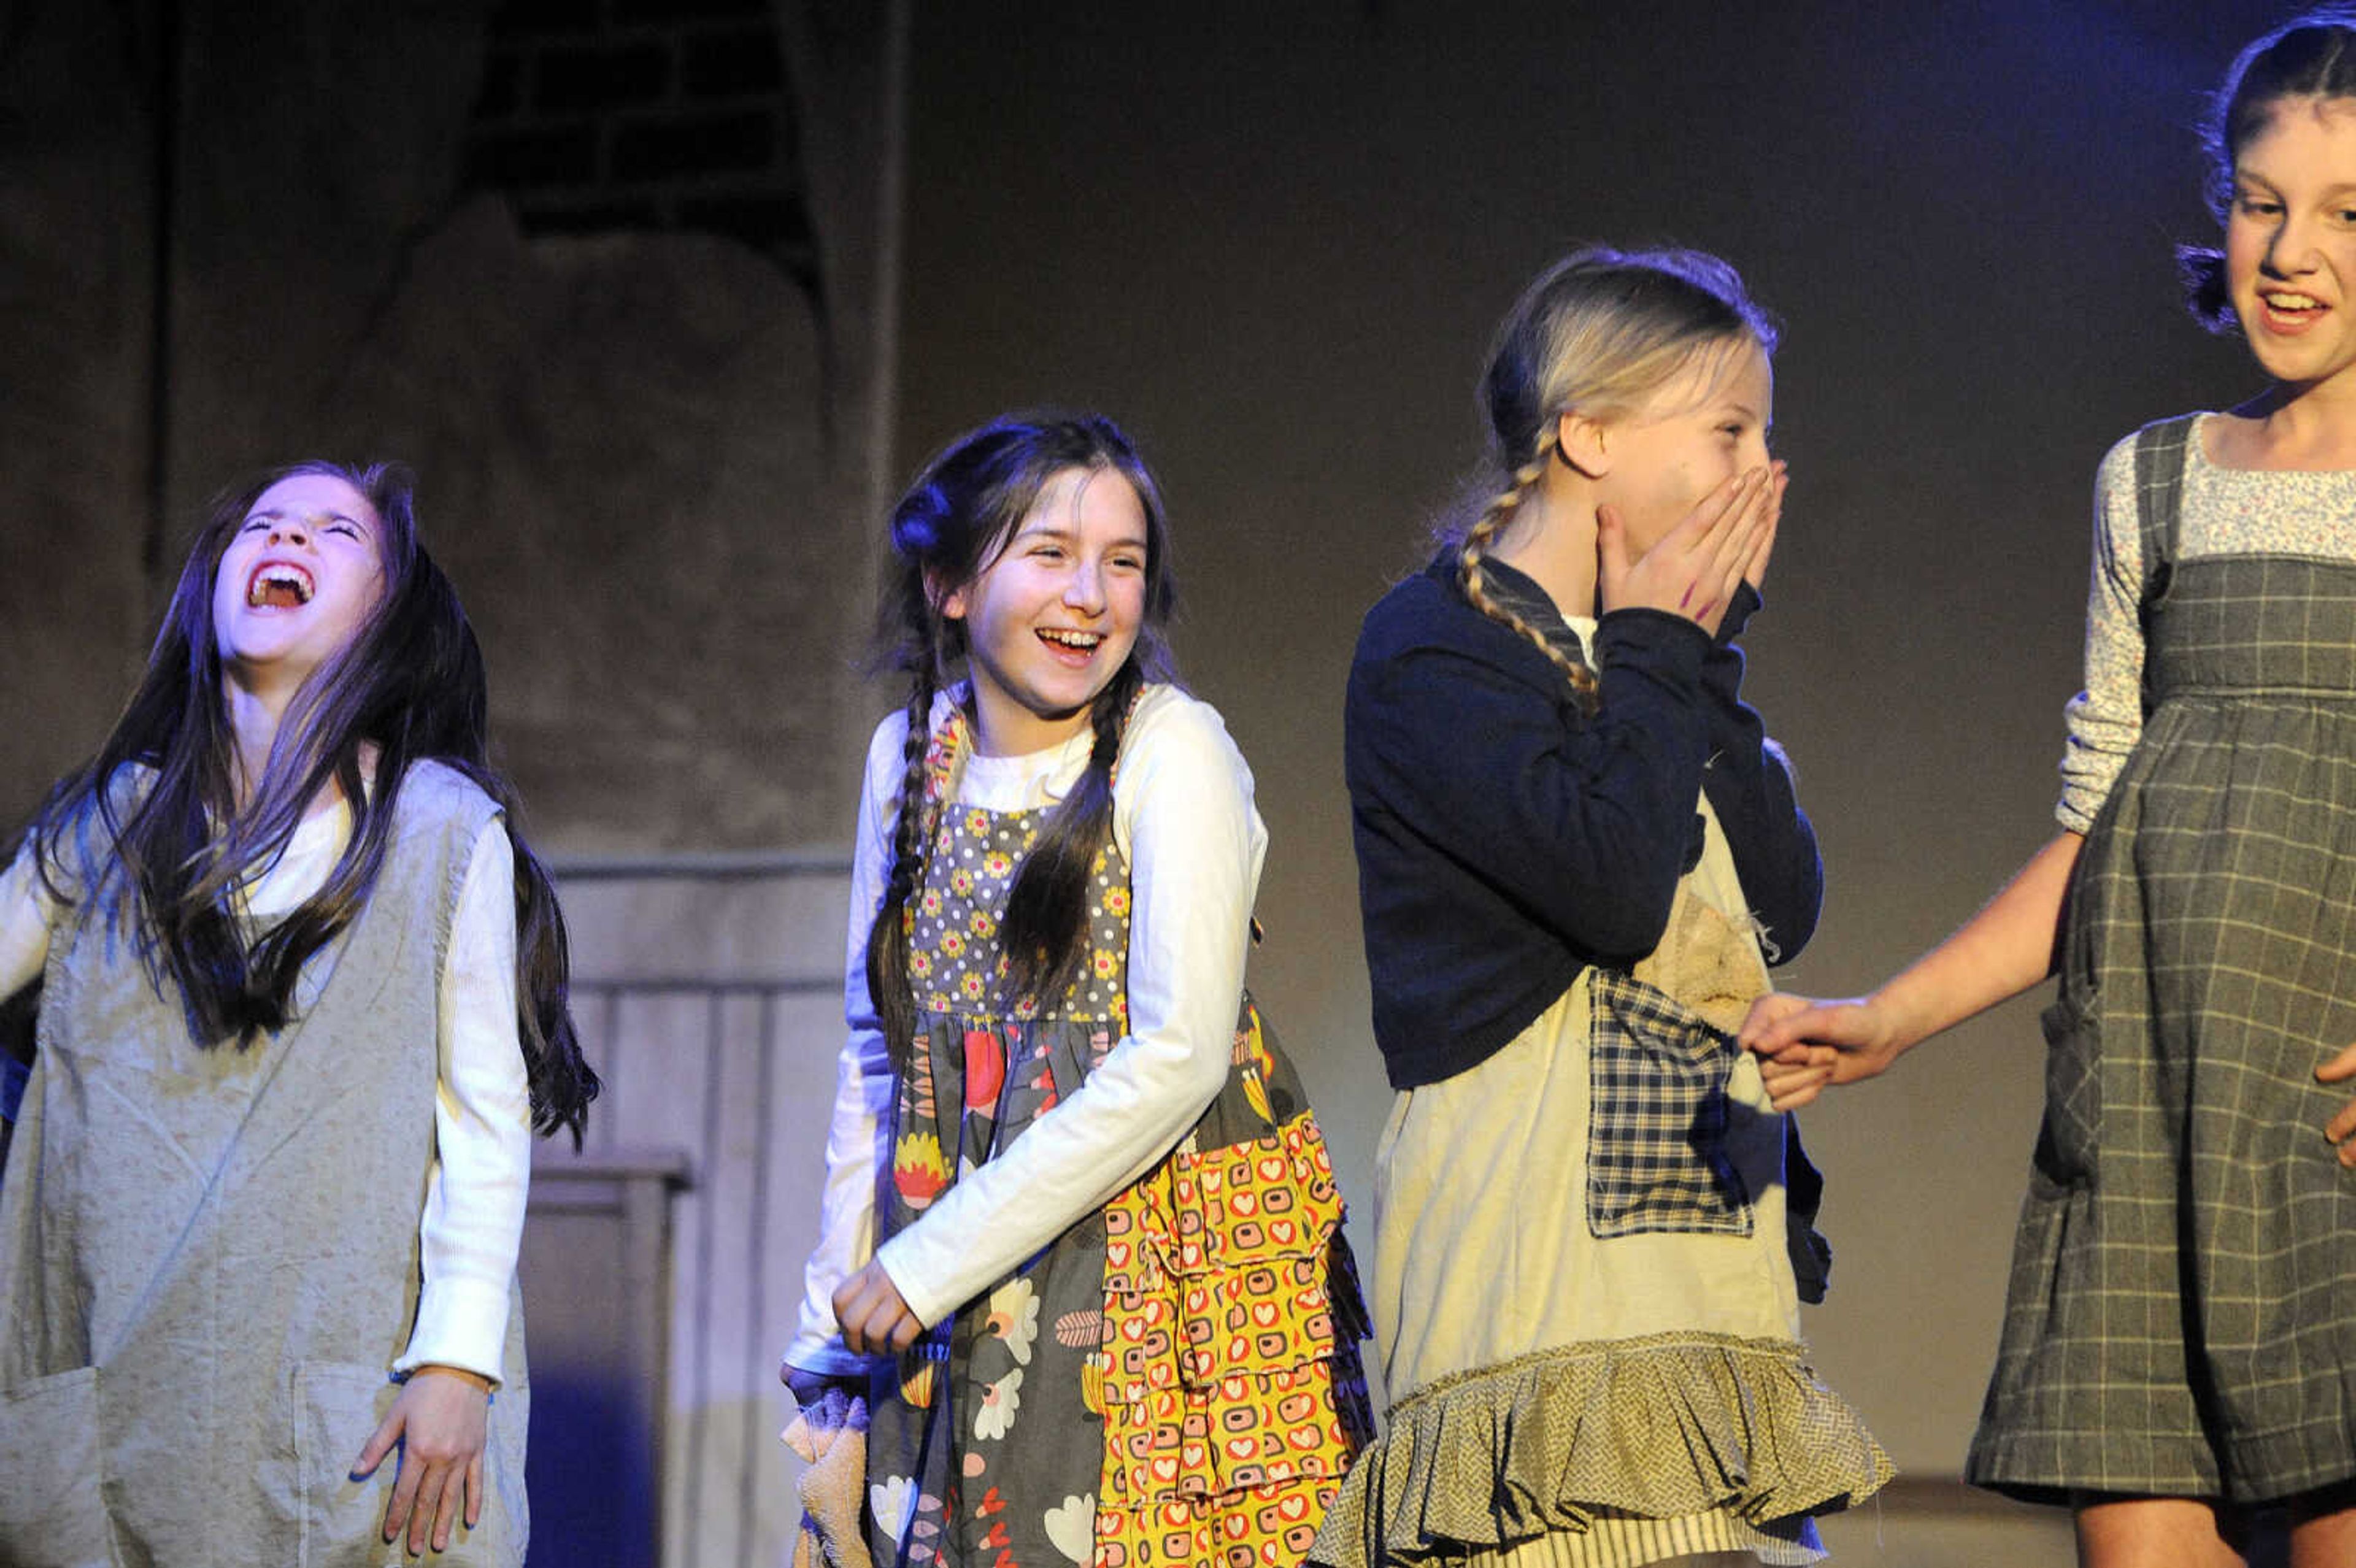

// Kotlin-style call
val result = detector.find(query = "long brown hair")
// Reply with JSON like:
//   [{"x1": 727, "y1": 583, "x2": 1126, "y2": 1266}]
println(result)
[
  {"x1": 865, "y1": 413, "x2": 1179, "y2": 1068},
  {"x1": 27, "y1": 460, "x2": 598, "y2": 1143}
]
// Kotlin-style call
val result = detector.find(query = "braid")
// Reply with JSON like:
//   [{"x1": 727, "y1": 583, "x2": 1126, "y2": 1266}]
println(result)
[
  {"x1": 1452, "y1": 245, "x2": 1776, "y2": 717},
  {"x1": 999, "y1": 658, "x2": 1142, "y2": 1010},
  {"x1": 864, "y1": 664, "x2": 939, "y2": 1069},
  {"x1": 1457, "y1": 434, "x2": 1600, "y2": 711},
  {"x1": 863, "y1": 409, "x2": 1179, "y2": 1028},
  {"x1": 1080, "y1": 662, "x2": 1132, "y2": 797}
]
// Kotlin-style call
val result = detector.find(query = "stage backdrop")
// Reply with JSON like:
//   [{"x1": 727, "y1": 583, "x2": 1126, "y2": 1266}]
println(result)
[{"x1": 0, "y1": 2, "x2": 2303, "y2": 1562}]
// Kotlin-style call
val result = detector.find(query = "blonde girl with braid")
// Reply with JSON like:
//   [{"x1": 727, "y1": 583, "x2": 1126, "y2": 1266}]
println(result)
[
  {"x1": 1312, "y1": 248, "x2": 1890, "y2": 1568},
  {"x1": 782, "y1": 412, "x2": 1371, "y2": 1568}
]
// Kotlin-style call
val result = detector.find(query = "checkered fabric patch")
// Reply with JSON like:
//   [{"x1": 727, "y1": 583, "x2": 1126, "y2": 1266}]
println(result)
[{"x1": 1585, "y1": 970, "x2": 1753, "y2": 1239}]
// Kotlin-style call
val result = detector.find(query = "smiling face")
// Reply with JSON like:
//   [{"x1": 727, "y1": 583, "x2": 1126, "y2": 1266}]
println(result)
[
  {"x1": 212, "y1": 471, "x2": 387, "y2": 699},
  {"x1": 1584, "y1": 336, "x2": 1773, "y2": 556},
  {"x1": 941, "y1": 464, "x2": 1149, "y2": 756},
  {"x1": 2227, "y1": 95, "x2": 2356, "y2": 394}
]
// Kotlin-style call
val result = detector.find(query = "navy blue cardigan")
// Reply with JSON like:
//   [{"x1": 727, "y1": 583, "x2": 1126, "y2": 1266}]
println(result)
[{"x1": 1344, "y1": 555, "x2": 1822, "y2": 1090}]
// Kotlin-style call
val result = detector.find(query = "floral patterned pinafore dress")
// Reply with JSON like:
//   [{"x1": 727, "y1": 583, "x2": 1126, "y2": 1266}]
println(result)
[{"x1": 864, "y1": 707, "x2": 1373, "y2": 1568}]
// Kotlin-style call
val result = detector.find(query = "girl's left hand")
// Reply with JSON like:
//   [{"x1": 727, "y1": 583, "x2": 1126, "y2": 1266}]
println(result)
[
  {"x1": 833, "y1": 1258, "x2": 923, "y2": 1356},
  {"x1": 1597, "y1": 464, "x2": 1774, "y2": 636},
  {"x1": 2316, "y1": 1042, "x2": 2356, "y2": 1164},
  {"x1": 352, "y1": 1364, "x2": 492, "y2": 1555}
]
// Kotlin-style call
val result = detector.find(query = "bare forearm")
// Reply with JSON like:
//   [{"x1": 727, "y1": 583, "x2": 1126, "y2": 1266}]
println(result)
[{"x1": 1871, "y1": 831, "x2": 2082, "y2": 1051}]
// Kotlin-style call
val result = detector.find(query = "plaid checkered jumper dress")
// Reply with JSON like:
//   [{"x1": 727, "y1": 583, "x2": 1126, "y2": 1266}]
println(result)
[{"x1": 1968, "y1": 415, "x2": 2356, "y2": 1504}]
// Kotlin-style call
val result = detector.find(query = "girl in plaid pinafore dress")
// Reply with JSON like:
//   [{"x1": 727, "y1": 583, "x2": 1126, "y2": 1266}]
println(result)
[
  {"x1": 783, "y1": 413, "x2": 1370, "y2": 1568},
  {"x1": 1743, "y1": 13, "x2": 2356, "y2": 1561}
]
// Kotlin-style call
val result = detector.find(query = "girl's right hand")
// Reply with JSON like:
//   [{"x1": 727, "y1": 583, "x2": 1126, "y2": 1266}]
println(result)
[
  {"x1": 832, "y1": 1258, "x2": 923, "y2": 1356},
  {"x1": 1737, "y1": 991, "x2": 1901, "y2": 1110},
  {"x1": 351, "y1": 1366, "x2": 492, "y2": 1556},
  {"x1": 1746, "y1": 464, "x2": 1786, "y2": 591},
  {"x1": 1598, "y1": 464, "x2": 1779, "y2": 635}
]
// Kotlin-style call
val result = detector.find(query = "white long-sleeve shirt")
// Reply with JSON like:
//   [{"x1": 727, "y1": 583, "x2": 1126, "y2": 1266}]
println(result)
[
  {"x1": 783, "y1": 683, "x2": 1266, "y2": 1378},
  {"x1": 0, "y1": 804, "x2": 532, "y2": 1384}
]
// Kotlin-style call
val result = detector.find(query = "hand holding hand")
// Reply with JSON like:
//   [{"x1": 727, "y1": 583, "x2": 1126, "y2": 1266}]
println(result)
[
  {"x1": 1736, "y1": 990, "x2": 1899, "y2": 1111},
  {"x1": 832, "y1": 1258, "x2": 922, "y2": 1358},
  {"x1": 352, "y1": 1365, "x2": 491, "y2": 1556},
  {"x1": 1598, "y1": 463, "x2": 1779, "y2": 636}
]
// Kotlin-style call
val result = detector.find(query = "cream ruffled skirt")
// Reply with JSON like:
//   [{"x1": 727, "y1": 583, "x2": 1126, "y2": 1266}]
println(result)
[{"x1": 1311, "y1": 799, "x2": 1891, "y2": 1568}]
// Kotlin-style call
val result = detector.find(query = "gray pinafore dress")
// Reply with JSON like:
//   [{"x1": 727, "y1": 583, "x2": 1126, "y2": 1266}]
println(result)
[
  {"x1": 864, "y1": 705, "x2": 1371, "y2": 1568},
  {"x1": 0, "y1": 762, "x2": 529, "y2": 1567},
  {"x1": 1969, "y1": 415, "x2": 2356, "y2": 1504}
]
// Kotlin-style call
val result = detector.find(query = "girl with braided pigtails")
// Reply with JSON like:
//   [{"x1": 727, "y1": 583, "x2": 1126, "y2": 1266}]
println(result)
[
  {"x1": 1311, "y1": 249, "x2": 1889, "y2": 1568},
  {"x1": 782, "y1": 412, "x2": 1371, "y2": 1568}
]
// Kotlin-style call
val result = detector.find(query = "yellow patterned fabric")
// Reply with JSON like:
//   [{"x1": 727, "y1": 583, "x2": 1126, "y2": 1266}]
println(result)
[
  {"x1": 864, "y1": 700, "x2": 1371, "y2": 1568},
  {"x1": 1093, "y1": 1009, "x2": 1372, "y2": 1567}
]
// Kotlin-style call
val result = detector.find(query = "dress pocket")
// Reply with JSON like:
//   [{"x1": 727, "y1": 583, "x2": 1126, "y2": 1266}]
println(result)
[
  {"x1": 287, "y1": 1364, "x2": 526, "y2": 1568},
  {"x1": 1585, "y1": 970, "x2": 1754, "y2": 1239},
  {"x1": 0, "y1": 1365, "x2": 117, "y2": 1567},
  {"x1": 291, "y1": 1361, "x2": 404, "y2": 1567},
  {"x1": 2035, "y1": 984, "x2": 2103, "y2": 1188}
]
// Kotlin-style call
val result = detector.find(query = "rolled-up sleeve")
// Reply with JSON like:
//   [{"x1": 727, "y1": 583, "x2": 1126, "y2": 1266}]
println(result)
[{"x1": 2058, "y1": 436, "x2": 2147, "y2": 833}]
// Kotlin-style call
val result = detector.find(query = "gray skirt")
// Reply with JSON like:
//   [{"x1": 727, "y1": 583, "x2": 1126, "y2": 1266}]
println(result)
[{"x1": 1970, "y1": 553, "x2": 2356, "y2": 1504}]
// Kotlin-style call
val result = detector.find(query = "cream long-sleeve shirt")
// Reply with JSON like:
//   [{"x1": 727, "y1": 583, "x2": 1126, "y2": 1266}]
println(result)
[
  {"x1": 783, "y1": 683, "x2": 1266, "y2": 1379},
  {"x1": 0, "y1": 804, "x2": 531, "y2": 1384}
]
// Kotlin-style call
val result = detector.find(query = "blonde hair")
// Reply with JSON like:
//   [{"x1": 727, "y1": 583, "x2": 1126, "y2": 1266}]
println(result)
[{"x1": 1450, "y1": 247, "x2": 1777, "y2": 707}]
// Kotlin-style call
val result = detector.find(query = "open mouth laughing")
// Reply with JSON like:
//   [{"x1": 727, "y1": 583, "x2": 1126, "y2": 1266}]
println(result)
[
  {"x1": 245, "y1": 560, "x2": 317, "y2": 609},
  {"x1": 1037, "y1": 628, "x2": 1104, "y2": 661},
  {"x1": 2255, "y1": 288, "x2": 2330, "y2": 332}
]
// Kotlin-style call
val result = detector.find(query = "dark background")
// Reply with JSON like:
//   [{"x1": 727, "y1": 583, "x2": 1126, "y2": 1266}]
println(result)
[{"x1": 0, "y1": 0, "x2": 2293, "y2": 1475}]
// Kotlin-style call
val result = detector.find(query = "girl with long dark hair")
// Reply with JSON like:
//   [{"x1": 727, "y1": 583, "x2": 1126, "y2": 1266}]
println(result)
[
  {"x1": 0, "y1": 460, "x2": 596, "y2": 1564},
  {"x1": 783, "y1": 412, "x2": 1369, "y2": 1568}
]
